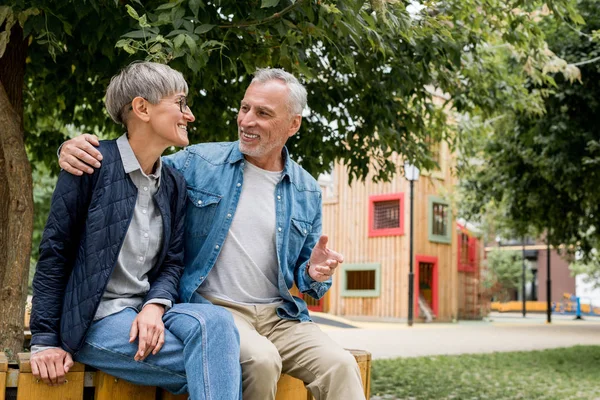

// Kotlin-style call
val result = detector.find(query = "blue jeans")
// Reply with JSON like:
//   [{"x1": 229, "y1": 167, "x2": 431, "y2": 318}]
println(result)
[{"x1": 74, "y1": 303, "x2": 241, "y2": 400}]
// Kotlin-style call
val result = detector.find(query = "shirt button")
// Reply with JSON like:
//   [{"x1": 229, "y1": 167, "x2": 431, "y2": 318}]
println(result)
[
  {"x1": 197, "y1": 200, "x2": 203, "y2": 205},
  {"x1": 138, "y1": 256, "x2": 144, "y2": 261},
  {"x1": 278, "y1": 227, "x2": 282, "y2": 232},
  {"x1": 237, "y1": 183, "x2": 241, "y2": 187},
  {"x1": 215, "y1": 245, "x2": 220, "y2": 249},
  {"x1": 143, "y1": 186, "x2": 148, "y2": 191},
  {"x1": 227, "y1": 213, "x2": 232, "y2": 218},
  {"x1": 142, "y1": 209, "x2": 147, "y2": 214},
  {"x1": 304, "y1": 229, "x2": 308, "y2": 234},
  {"x1": 144, "y1": 233, "x2": 149, "y2": 238},
  {"x1": 277, "y1": 196, "x2": 281, "y2": 200}
]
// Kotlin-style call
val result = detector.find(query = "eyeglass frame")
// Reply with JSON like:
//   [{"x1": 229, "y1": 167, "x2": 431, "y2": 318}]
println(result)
[{"x1": 119, "y1": 95, "x2": 191, "y2": 122}]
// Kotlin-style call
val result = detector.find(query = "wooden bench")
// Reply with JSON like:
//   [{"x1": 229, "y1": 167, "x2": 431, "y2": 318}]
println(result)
[{"x1": 3, "y1": 350, "x2": 370, "y2": 399}]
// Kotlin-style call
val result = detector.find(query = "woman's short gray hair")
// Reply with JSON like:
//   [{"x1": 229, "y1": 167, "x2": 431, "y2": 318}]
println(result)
[
  {"x1": 105, "y1": 61, "x2": 188, "y2": 125},
  {"x1": 251, "y1": 68, "x2": 307, "y2": 115}
]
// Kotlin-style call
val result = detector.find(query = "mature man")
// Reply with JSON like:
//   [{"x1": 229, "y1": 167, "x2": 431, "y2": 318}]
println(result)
[{"x1": 59, "y1": 68, "x2": 365, "y2": 399}]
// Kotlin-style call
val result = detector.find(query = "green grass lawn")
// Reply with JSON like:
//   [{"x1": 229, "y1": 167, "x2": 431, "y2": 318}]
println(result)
[{"x1": 371, "y1": 345, "x2": 600, "y2": 400}]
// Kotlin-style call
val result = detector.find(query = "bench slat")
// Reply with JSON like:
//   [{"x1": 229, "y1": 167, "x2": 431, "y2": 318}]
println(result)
[
  {"x1": 0, "y1": 352, "x2": 6, "y2": 400},
  {"x1": 94, "y1": 371, "x2": 156, "y2": 400},
  {"x1": 10, "y1": 349, "x2": 371, "y2": 400}
]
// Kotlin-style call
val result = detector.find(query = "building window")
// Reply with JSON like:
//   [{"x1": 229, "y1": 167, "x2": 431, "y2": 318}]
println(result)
[
  {"x1": 458, "y1": 229, "x2": 478, "y2": 272},
  {"x1": 341, "y1": 263, "x2": 381, "y2": 297},
  {"x1": 428, "y1": 196, "x2": 451, "y2": 244},
  {"x1": 368, "y1": 193, "x2": 404, "y2": 237}
]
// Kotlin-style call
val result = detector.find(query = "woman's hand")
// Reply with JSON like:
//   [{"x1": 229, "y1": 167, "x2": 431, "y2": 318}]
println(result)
[
  {"x1": 129, "y1": 303, "x2": 166, "y2": 361},
  {"x1": 31, "y1": 348, "x2": 74, "y2": 386}
]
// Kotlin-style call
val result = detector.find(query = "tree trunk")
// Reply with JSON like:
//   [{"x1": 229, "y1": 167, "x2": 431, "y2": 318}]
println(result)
[{"x1": 0, "y1": 23, "x2": 32, "y2": 361}]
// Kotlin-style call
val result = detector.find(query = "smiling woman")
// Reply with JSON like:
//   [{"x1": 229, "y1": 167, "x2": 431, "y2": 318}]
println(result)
[{"x1": 29, "y1": 61, "x2": 241, "y2": 400}]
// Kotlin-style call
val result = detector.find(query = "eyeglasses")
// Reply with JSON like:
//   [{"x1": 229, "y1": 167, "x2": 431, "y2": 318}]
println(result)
[
  {"x1": 177, "y1": 96, "x2": 191, "y2": 114},
  {"x1": 120, "y1": 96, "x2": 191, "y2": 120}
]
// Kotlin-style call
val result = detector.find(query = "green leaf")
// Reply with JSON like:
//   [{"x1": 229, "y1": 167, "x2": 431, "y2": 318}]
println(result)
[
  {"x1": 0, "y1": 6, "x2": 10, "y2": 28},
  {"x1": 184, "y1": 34, "x2": 197, "y2": 53},
  {"x1": 138, "y1": 14, "x2": 151, "y2": 28},
  {"x1": 156, "y1": 2, "x2": 181, "y2": 11},
  {"x1": 166, "y1": 29, "x2": 189, "y2": 37},
  {"x1": 149, "y1": 43, "x2": 163, "y2": 53},
  {"x1": 123, "y1": 44, "x2": 136, "y2": 54},
  {"x1": 189, "y1": 0, "x2": 203, "y2": 17},
  {"x1": 126, "y1": 5, "x2": 140, "y2": 21},
  {"x1": 62, "y1": 21, "x2": 72, "y2": 35},
  {"x1": 194, "y1": 24, "x2": 215, "y2": 34},
  {"x1": 172, "y1": 7, "x2": 186, "y2": 29},
  {"x1": 186, "y1": 53, "x2": 200, "y2": 73},
  {"x1": 0, "y1": 31, "x2": 9, "y2": 59},
  {"x1": 261, "y1": 0, "x2": 280, "y2": 8},
  {"x1": 121, "y1": 30, "x2": 148, "y2": 39},
  {"x1": 174, "y1": 33, "x2": 185, "y2": 49}
]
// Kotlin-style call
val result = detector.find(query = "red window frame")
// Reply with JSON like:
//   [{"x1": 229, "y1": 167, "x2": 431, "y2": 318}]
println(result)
[
  {"x1": 457, "y1": 225, "x2": 478, "y2": 272},
  {"x1": 368, "y1": 193, "x2": 405, "y2": 237}
]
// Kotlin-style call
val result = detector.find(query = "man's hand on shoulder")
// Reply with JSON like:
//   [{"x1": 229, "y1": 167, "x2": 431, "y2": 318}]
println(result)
[
  {"x1": 30, "y1": 347, "x2": 74, "y2": 386},
  {"x1": 59, "y1": 134, "x2": 103, "y2": 176},
  {"x1": 307, "y1": 235, "x2": 344, "y2": 282}
]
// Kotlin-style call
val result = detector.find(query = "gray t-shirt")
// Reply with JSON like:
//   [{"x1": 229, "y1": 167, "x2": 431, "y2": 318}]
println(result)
[{"x1": 198, "y1": 161, "x2": 282, "y2": 304}]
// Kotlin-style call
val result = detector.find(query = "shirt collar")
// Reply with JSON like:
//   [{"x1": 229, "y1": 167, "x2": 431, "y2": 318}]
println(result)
[
  {"x1": 229, "y1": 140, "x2": 294, "y2": 182},
  {"x1": 116, "y1": 134, "x2": 162, "y2": 179}
]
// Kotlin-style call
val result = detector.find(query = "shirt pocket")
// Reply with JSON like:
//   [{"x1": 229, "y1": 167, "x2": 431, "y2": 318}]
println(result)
[
  {"x1": 185, "y1": 187, "x2": 221, "y2": 237},
  {"x1": 287, "y1": 218, "x2": 313, "y2": 265}
]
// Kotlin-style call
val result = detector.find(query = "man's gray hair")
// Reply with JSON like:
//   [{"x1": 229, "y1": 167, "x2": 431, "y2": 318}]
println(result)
[
  {"x1": 105, "y1": 61, "x2": 188, "y2": 125},
  {"x1": 251, "y1": 68, "x2": 307, "y2": 115}
]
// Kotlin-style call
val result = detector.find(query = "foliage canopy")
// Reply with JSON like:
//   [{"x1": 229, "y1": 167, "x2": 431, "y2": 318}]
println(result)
[
  {"x1": 1, "y1": 0, "x2": 583, "y2": 181},
  {"x1": 459, "y1": 0, "x2": 600, "y2": 260}
]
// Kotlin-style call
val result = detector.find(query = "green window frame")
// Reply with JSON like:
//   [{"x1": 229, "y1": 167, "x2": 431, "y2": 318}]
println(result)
[
  {"x1": 428, "y1": 196, "x2": 451, "y2": 244},
  {"x1": 340, "y1": 263, "x2": 381, "y2": 297}
]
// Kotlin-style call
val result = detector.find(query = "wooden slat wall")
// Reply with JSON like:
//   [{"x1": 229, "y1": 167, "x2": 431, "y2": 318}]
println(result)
[{"x1": 322, "y1": 144, "x2": 458, "y2": 321}]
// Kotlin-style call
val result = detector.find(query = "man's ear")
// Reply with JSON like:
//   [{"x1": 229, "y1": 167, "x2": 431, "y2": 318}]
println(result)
[
  {"x1": 288, "y1": 115, "x2": 302, "y2": 137},
  {"x1": 131, "y1": 97, "x2": 150, "y2": 122}
]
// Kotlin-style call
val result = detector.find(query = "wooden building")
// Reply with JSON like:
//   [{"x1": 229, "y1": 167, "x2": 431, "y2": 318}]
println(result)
[{"x1": 306, "y1": 139, "x2": 482, "y2": 322}]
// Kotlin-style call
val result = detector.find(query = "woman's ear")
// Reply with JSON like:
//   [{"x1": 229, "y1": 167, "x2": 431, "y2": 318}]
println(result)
[{"x1": 131, "y1": 96, "x2": 150, "y2": 122}]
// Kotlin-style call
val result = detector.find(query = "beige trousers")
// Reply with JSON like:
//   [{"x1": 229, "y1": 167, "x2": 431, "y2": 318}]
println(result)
[{"x1": 206, "y1": 296, "x2": 365, "y2": 400}]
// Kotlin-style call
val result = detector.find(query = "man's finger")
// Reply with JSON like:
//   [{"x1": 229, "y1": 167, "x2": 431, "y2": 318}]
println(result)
[
  {"x1": 83, "y1": 134, "x2": 101, "y2": 148},
  {"x1": 129, "y1": 320, "x2": 139, "y2": 343},
  {"x1": 73, "y1": 146, "x2": 102, "y2": 168},
  {"x1": 316, "y1": 235, "x2": 329, "y2": 249},
  {"x1": 61, "y1": 154, "x2": 95, "y2": 174},
  {"x1": 58, "y1": 159, "x2": 84, "y2": 176},
  {"x1": 314, "y1": 265, "x2": 333, "y2": 276},
  {"x1": 329, "y1": 249, "x2": 344, "y2": 263}
]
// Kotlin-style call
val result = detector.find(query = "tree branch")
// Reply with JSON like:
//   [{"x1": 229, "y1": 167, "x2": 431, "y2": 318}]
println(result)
[
  {"x1": 571, "y1": 55, "x2": 600, "y2": 67},
  {"x1": 218, "y1": 0, "x2": 305, "y2": 29}
]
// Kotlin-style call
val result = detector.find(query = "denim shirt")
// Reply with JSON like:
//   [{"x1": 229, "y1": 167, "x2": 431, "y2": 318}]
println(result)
[{"x1": 163, "y1": 141, "x2": 330, "y2": 322}]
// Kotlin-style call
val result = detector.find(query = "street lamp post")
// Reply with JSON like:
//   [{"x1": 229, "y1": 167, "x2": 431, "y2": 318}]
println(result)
[
  {"x1": 522, "y1": 239, "x2": 526, "y2": 318},
  {"x1": 547, "y1": 242, "x2": 552, "y2": 324},
  {"x1": 404, "y1": 162, "x2": 420, "y2": 327}
]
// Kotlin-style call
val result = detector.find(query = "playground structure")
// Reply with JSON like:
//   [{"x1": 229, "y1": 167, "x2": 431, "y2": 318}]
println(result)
[{"x1": 491, "y1": 292, "x2": 600, "y2": 317}]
